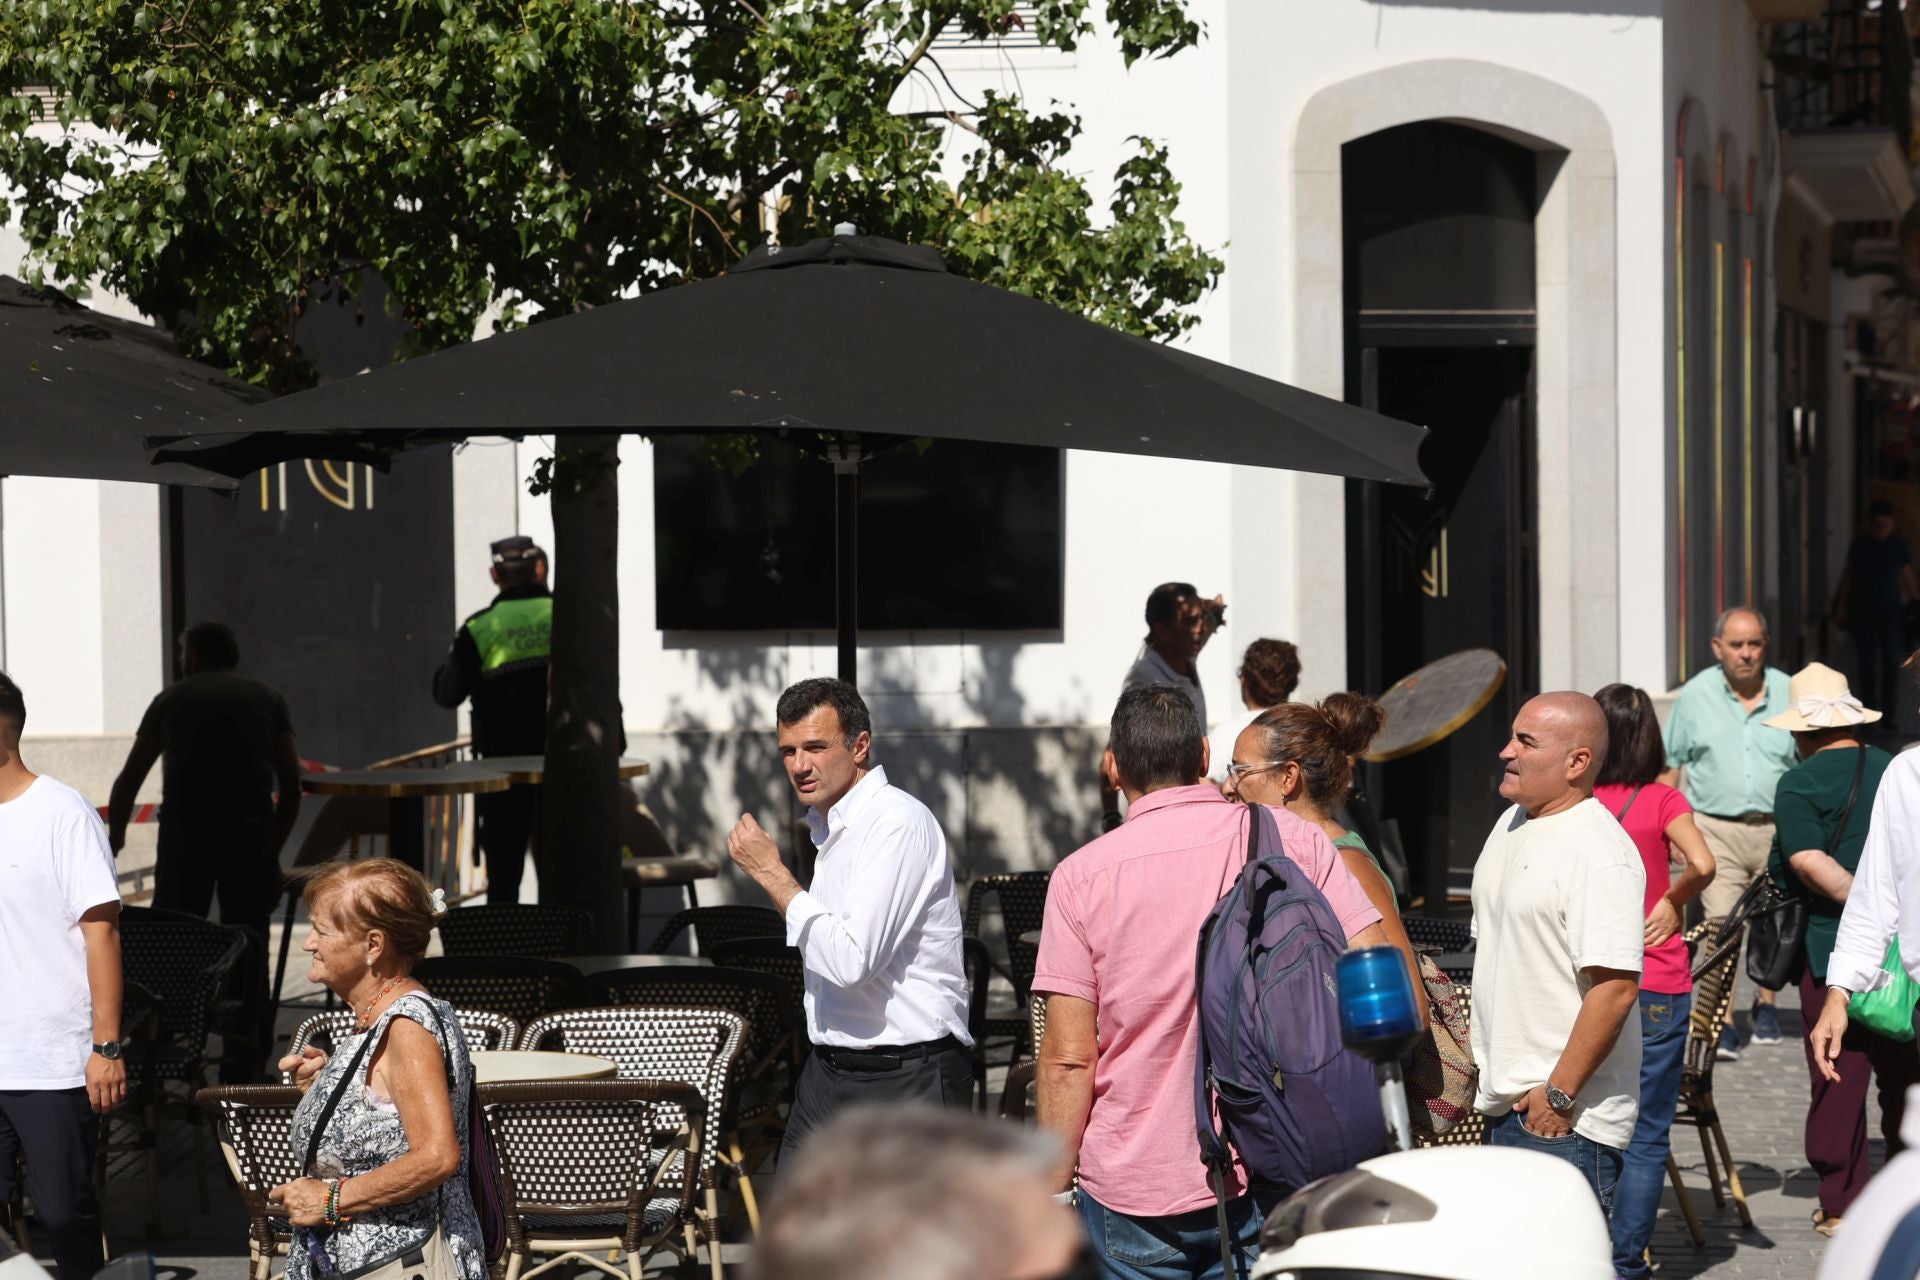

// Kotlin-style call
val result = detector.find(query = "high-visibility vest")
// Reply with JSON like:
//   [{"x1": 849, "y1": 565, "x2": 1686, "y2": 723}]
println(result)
[{"x1": 466, "y1": 595, "x2": 552, "y2": 678}]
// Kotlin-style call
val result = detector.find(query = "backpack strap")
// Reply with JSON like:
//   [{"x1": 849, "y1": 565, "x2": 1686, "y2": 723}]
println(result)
[{"x1": 1612, "y1": 786, "x2": 1644, "y2": 823}]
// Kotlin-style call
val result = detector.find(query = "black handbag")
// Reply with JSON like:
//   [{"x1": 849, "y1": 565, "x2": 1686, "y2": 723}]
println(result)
[{"x1": 1732, "y1": 745, "x2": 1866, "y2": 991}]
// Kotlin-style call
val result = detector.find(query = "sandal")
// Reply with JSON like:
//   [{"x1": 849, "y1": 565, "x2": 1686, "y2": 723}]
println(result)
[{"x1": 1813, "y1": 1209, "x2": 1842, "y2": 1237}]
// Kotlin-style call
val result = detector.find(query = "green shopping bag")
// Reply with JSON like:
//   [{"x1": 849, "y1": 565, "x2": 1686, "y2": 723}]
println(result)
[{"x1": 1849, "y1": 938, "x2": 1920, "y2": 1042}]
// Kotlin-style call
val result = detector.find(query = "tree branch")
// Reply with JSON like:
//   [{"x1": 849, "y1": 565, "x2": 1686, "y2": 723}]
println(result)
[{"x1": 657, "y1": 181, "x2": 741, "y2": 257}]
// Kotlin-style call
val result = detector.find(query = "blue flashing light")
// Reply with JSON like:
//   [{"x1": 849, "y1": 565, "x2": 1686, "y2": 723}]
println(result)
[{"x1": 1336, "y1": 946, "x2": 1423, "y2": 1062}]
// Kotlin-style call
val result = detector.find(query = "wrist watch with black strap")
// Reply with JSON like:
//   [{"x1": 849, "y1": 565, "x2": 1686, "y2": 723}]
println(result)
[{"x1": 92, "y1": 1040, "x2": 123, "y2": 1061}]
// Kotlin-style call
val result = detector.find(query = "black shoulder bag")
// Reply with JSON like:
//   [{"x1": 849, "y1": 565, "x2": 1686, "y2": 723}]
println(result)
[{"x1": 1734, "y1": 745, "x2": 1866, "y2": 992}]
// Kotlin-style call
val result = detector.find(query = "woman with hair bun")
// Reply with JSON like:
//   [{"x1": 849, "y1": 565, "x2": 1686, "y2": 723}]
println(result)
[
  {"x1": 1222, "y1": 692, "x2": 1424, "y2": 1026},
  {"x1": 1205, "y1": 638, "x2": 1302, "y2": 783},
  {"x1": 270, "y1": 858, "x2": 485, "y2": 1280}
]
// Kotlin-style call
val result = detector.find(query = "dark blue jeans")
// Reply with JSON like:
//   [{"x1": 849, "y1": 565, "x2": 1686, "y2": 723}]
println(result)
[
  {"x1": 1077, "y1": 1188, "x2": 1263, "y2": 1280},
  {"x1": 1486, "y1": 1105, "x2": 1625, "y2": 1218},
  {"x1": 1610, "y1": 990, "x2": 1692, "y2": 1279}
]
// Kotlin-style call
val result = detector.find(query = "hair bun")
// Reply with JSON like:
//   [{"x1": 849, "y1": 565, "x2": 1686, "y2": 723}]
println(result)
[{"x1": 1319, "y1": 691, "x2": 1386, "y2": 758}]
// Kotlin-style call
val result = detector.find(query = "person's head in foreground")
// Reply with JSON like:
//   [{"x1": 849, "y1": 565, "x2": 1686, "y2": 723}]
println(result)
[
  {"x1": 1761, "y1": 661, "x2": 1881, "y2": 757},
  {"x1": 1103, "y1": 683, "x2": 1206, "y2": 797},
  {"x1": 300, "y1": 857, "x2": 441, "y2": 999},
  {"x1": 1224, "y1": 692, "x2": 1385, "y2": 817},
  {"x1": 748, "y1": 1104, "x2": 1088, "y2": 1280},
  {"x1": 488, "y1": 534, "x2": 548, "y2": 588},
  {"x1": 1498, "y1": 692, "x2": 1609, "y2": 819},
  {"x1": 1592, "y1": 683, "x2": 1663, "y2": 789},
  {"x1": 178, "y1": 620, "x2": 241, "y2": 675}
]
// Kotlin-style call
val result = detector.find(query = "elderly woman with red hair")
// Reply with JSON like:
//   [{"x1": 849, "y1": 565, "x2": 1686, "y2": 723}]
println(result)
[{"x1": 271, "y1": 858, "x2": 484, "y2": 1280}]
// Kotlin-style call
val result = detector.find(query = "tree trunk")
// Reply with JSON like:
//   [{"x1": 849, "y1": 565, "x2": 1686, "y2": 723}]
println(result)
[{"x1": 541, "y1": 432, "x2": 625, "y2": 951}]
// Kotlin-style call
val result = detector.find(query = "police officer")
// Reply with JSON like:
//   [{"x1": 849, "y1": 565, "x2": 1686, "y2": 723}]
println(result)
[{"x1": 433, "y1": 536, "x2": 552, "y2": 904}]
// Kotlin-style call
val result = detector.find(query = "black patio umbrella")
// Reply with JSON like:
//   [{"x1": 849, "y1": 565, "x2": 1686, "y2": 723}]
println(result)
[
  {"x1": 151, "y1": 233, "x2": 1430, "y2": 678},
  {"x1": 3, "y1": 276, "x2": 260, "y2": 488}
]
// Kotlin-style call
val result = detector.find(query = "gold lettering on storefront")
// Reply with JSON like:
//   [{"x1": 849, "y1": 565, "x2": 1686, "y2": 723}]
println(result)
[{"x1": 258, "y1": 461, "x2": 377, "y2": 512}]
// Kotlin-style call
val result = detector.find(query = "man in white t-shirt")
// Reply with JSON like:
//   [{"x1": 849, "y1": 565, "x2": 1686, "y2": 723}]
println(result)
[
  {"x1": 1470, "y1": 691, "x2": 1645, "y2": 1218},
  {"x1": 0, "y1": 673, "x2": 126, "y2": 1280}
]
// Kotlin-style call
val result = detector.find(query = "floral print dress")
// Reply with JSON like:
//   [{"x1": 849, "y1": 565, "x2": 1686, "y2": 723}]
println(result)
[{"x1": 286, "y1": 993, "x2": 485, "y2": 1280}]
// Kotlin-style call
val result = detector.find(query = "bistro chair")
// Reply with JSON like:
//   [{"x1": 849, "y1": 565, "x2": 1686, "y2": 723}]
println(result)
[
  {"x1": 647, "y1": 905, "x2": 784, "y2": 956},
  {"x1": 587, "y1": 967, "x2": 798, "y2": 1227},
  {"x1": 282, "y1": 1007, "x2": 521, "y2": 1080},
  {"x1": 999, "y1": 993, "x2": 1052, "y2": 1122},
  {"x1": 962, "y1": 936, "x2": 994, "y2": 1108},
  {"x1": 478, "y1": 1080, "x2": 709, "y2": 1280},
  {"x1": 1401, "y1": 914, "x2": 1474, "y2": 955},
  {"x1": 963, "y1": 871, "x2": 1051, "y2": 1065},
  {"x1": 117, "y1": 907, "x2": 249, "y2": 1218},
  {"x1": 1664, "y1": 917, "x2": 1752, "y2": 1242},
  {"x1": 520, "y1": 1007, "x2": 749, "y2": 1255},
  {"x1": 437, "y1": 904, "x2": 593, "y2": 960},
  {"x1": 414, "y1": 956, "x2": 585, "y2": 1028},
  {"x1": 195, "y1": 1085, "x2": 304, "y2": 1280}
]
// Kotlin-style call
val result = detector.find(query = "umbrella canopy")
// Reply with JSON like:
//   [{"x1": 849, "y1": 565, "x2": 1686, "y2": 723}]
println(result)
[
  {"x1": 2, "y1": 276, "x2": 259, "y2": 488},
  {"x1": 148, "y1": 235, "x2": 1428, "y2": 485}
]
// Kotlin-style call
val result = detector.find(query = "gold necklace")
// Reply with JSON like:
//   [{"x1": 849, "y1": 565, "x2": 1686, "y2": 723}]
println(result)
[{"x1": 356, "y1": 976, "x2": 405, "y2": 1030}]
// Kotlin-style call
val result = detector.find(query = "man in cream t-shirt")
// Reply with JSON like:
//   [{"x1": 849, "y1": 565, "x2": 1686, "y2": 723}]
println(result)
[{"x1": 1471, "y1": 692, "x2": 1646, "y2": 1218}]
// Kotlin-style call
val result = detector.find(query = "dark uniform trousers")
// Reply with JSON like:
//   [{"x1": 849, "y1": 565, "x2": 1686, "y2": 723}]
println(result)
[
  {"x1": 778, "y1": 1035, "x2": 974, "y2": 1164},
  {"x1": 477, "y1": 785, "x2": 544, "y2": 906},
  {"x1": 0, "y1": 1089, "x2": 104, "y2": 1280}
]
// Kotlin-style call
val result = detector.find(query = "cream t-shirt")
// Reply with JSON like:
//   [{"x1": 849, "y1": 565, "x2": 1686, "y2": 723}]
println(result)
[{"x1": 1468, "y1": 795, "x2": 1647, "y2": 1149}]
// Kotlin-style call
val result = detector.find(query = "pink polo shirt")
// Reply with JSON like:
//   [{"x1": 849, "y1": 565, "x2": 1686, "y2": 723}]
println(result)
[{"x1": 1033, "y1": 786, "x2": 1382, "y2": 1217}]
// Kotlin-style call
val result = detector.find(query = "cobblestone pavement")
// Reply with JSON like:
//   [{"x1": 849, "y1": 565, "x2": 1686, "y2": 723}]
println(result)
[{"x1": 1646, "y1": 979, "x2": 1888, "y2": 1280}]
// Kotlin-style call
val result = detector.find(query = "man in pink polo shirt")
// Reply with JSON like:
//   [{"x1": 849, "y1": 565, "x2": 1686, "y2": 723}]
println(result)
[{"x1": 1034, "y1": 685, "x2": 1386, "y2": 1279}]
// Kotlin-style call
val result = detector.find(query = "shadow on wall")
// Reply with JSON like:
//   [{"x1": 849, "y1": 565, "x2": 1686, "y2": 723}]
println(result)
[{"x1": 632, "y1": 636, "x2": 1108, "y2": 906}]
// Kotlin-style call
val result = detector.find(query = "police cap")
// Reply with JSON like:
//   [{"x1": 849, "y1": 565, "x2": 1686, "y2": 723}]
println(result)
[{"x1": 490, "y1": 535, "x2": 543, "y2": 565}]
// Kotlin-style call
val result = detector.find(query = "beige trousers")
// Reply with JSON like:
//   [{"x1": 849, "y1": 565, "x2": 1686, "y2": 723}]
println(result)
[{"x1": 1695, "y1": 812, "x2": 1778, "y2": 1008}]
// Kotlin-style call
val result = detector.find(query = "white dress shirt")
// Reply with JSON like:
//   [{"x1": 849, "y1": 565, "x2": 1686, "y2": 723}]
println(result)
[
  {"x1": 1827, "y1": 747, "x2": 1920, "y2": 993},
  {"x1": 783, "y1": 765, "x2": 973, "y2": 1049}
]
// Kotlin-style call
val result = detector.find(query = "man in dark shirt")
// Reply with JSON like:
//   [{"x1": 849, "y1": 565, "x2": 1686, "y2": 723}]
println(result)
[
  {"x1": 1843, "y1": 500, "x2": 1919, "y2": 720},
  {"x1": 433, "y1": 536, "x2": 552, "y2": 904},
  {"x1": 108, "y1": 621, "x2": 301, "y2": 1075}
]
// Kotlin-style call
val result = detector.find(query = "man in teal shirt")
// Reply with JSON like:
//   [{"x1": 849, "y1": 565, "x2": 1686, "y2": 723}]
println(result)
[{"x1": 1660, "y1": 605, "x2": 1798, "y2": 1057}]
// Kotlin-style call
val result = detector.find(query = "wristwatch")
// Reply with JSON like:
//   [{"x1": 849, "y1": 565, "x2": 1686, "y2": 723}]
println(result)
[
  {"x1": 1545, "y1": 1082, "x2": 1575, "y2": 1112},
  {"x1": 92, "y1": 1040, "x2": 123, "y2": 1061}
]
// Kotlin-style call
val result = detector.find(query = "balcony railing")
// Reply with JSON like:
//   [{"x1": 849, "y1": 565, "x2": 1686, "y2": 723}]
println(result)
[{"x1": 1772, "y1": 1, "x2": 1914, "y2": 156}]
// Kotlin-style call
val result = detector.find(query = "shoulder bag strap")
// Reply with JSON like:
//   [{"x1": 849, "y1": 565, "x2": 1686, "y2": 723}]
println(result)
[
  {"x1": 304, "y1": 1026, "x2": 379, "y2": 1175},
  {"x1": 1612, "y1": 786, "x2": 1644, "y2": 823},
  {"x1": 1827, "y1": 746, "x2": 1868, "y2": 857}
]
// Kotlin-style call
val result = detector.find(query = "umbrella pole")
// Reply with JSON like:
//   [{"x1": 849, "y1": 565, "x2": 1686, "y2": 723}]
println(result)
[{"x1": 832, "y1": 449, "x2": 861, "y2": 685}]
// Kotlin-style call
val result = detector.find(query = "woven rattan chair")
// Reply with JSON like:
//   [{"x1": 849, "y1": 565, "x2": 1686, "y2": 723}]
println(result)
[
  {"x1": 964, "y1": 871, "x2": 1051, "y2": 1065},
  {"x1": 586, "y1": 967, "x2": 800, "y2": 1227},
  {"x1": 1401, "y1": 914, "x2": 1474, "y2": 955},
  {"x1": 195, "y1": 1085, "x2": 304, "y2": 1280},
  {"x1": 962, "y1": 936, "x2": 993, "y2": 1107},
  {"x1": 478, "y1": 1079, "x2": 709, "y2": 1280},
  {"x1": 414, "y1": 956, "x2": 586, "y2": 1027},
  {"x1": 1663, "y1": 917, "x2": 1752, "y2": 1241},
  {"x1": 520, "y1": 1007, "x2": 748, "y2": 1261},
  {"x1": 647, "y1": 905, "x2": 784, "y2": 955},
  {"x1": 999, "y1": 993, "x2": 1052, "y2": 1121},
  {"x1": 437, "y1": 904, "x2": 594, "y2": 959},
  {"x1": 118, "y1": 907, "x2": 249, "y2": 1217},
  {"x1": 284, "y1": 1007, "x2": 521, "y2": 1079},
  {"x1": 709, "y1": 937, "x2": 807, "y2": 1046}
]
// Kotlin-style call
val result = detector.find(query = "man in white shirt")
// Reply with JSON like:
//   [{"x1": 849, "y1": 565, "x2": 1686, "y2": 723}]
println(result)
[
  {"x1": 1470, "y1": 691, "x2": 1645, "y2": 1218},
  {"x1": 727, "y1": 678, "x2": 973, "y2": 1159},
  {"x1": 0, "y1": 672, "x2": 127, "y2": 1280}
]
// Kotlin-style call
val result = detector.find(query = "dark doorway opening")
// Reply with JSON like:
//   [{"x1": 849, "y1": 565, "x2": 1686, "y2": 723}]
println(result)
[{"x1": 1342, "y1": 121, "x2": 1542, "y2": 907}]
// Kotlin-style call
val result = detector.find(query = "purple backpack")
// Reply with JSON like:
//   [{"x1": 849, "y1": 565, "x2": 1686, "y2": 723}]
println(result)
[{"x1": 1193, "y1": 805, "x2": 1386, "y2": 1203}]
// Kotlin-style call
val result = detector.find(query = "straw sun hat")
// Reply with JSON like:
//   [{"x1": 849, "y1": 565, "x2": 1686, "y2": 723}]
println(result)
[{"x1": 1761, "y1": 662, "x2": 1882, "y2": 732}]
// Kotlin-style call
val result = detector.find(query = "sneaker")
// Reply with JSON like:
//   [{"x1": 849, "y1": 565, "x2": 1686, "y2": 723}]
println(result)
[
  {"x1": 1716, "y1": 1024, "x2": 1741, "y2": 1062},
  {"x1": 1751, "y1": 1002, "x2": 1783, "y2": 1045}
]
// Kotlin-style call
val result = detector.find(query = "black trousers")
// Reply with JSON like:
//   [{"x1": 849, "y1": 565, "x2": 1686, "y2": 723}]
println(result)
[
  {"x1": 476, "y1": 787, "x2": 543, "y2": 906},
  {"x1": 154, "y1": 817, "x2": 278, "y2": 1079},
  {"x1": 779, "y1": 1039, "x2": 974, "y2": 1164},
  {"x1": 0, "y1": 1089, "x2": 103, "y2": 1280}
]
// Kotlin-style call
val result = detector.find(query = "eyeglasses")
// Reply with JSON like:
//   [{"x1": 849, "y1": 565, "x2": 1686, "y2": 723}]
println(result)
[{"x1": 1224, "y1": 759, "x2": 1289, "y2": 783}]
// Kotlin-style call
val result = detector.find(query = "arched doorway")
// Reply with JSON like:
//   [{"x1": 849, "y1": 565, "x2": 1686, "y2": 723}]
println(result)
[{"x1": 1343, "y1": 121, "x2": 1541, "y2": 907}]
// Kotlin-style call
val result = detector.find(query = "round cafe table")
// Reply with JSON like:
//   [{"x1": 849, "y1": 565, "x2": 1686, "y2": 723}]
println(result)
[
  {"x1": 470, "y1": 1050, "x2": 618, "y2": 1084},
  {"x1": 566, "y1": 954, "x2": 715, "y2": 978},
  {"x1": 480, "y1": 755, "x2": 652, "y2": 784},
  {"x1": 303, "y1": 765, "x2": 511, "y2": 871},
  {"x1": 1019, "y1": 930, "x2": 1042, "y2": 947}
]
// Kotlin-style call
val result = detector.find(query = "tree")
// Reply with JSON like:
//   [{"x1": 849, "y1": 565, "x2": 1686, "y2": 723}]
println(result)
[{"x1": 1, "y1": 0, "x2": 1223, "y2": 947}]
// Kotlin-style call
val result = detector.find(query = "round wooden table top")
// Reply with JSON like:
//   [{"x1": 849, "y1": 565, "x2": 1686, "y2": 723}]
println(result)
[
  {"x1": 481, "y1": 755, "x2": 652, "y2": 784},
  {"x1": 304, "y1": 766, "x2": 512, "y2": 798},
  {"x1": 566, "y1": 954, "x2": 716, "y2": 977},
  {"x1": 1362, "y1": 649, "x2": 1508, "y2": 763},
  {"x1": 470, "y1": 1050, "x2": 618, "y2": 1083}
]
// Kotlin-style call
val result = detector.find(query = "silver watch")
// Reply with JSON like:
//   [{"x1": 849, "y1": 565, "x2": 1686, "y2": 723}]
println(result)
[{"x1": 1545, "y1": 1083, "x2": 1575, "y2": 1112}]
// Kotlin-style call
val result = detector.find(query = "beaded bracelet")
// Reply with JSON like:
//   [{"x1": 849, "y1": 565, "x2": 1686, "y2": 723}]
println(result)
[{"x1": 323, "y1": 1178, "x2": 351, "y2": 1228}]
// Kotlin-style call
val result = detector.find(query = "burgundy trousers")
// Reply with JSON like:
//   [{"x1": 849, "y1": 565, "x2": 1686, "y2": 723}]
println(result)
[{"x1": 1799, "y1": 970, "x2": 1920, "y2": 1217}]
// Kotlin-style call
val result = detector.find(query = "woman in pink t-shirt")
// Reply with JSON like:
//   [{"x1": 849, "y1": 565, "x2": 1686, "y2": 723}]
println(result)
[{"x1": 1593, "y1": 682, "x2": 1718, "y2": 1280}]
